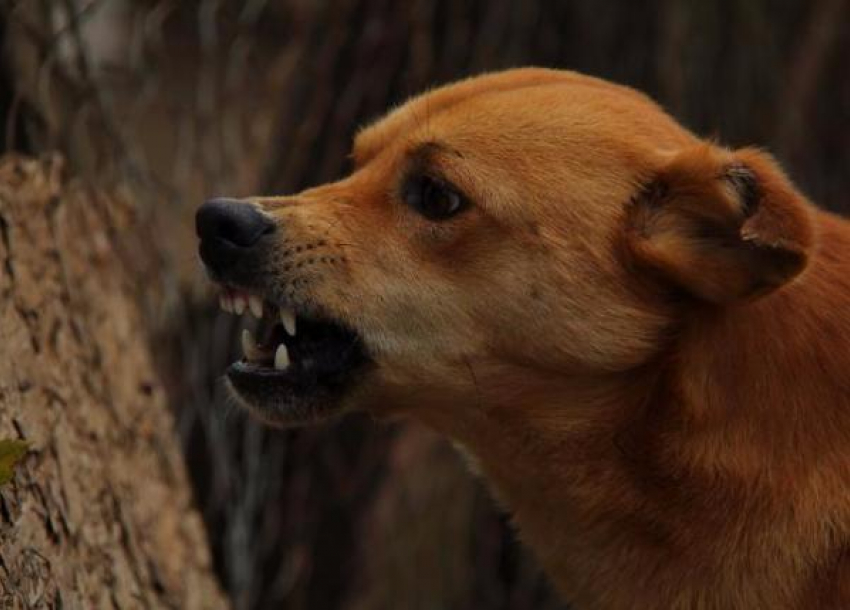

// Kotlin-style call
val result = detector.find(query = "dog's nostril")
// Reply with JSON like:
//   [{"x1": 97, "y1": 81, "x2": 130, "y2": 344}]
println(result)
[{"x1": 196, "y1": 197, "x2": 276, "y2": 248}]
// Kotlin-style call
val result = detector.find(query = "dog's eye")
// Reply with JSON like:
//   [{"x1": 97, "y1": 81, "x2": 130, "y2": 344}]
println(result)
[{"x1": 403, "y1": 175, "x2": 468, "y2": 221}]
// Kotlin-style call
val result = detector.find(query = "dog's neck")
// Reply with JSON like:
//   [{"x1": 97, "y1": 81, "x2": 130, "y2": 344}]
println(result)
[{"x1": 412, "y1": 217, "x2": 850, "y2": 607}]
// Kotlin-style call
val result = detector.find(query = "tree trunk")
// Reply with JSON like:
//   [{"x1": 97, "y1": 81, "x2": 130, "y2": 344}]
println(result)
[{"x1": 0, "y1": 155, "x2": 226, "y2": 609}]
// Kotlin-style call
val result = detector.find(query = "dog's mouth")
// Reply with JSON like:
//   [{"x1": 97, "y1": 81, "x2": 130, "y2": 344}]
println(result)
[{"x1": 216, "y1": 286, "x2": 372, "y2": 426}]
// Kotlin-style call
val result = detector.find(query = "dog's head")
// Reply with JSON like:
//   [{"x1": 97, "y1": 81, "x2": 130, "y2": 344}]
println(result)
[{"x1": 196, "y1": 68, "x2": 813, "y2": 427}]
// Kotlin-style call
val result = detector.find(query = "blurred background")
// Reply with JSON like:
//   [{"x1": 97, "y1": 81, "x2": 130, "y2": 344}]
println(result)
[{"x1": 0, "y1": 1, "x2": 847, "y2": 608}]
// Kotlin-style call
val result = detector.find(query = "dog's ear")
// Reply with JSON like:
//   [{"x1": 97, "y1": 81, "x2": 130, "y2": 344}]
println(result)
[{"x1": 625, "y1": 145, "x2": 814, "y2": 303}]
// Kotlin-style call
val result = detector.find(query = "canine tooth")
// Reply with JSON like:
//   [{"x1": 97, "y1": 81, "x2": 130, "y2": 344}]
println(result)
[
  {"x1": 280, "y1": 308, "x2": 296, "y2": 336},
  {"x1": 274, "y1": 344, "x2": 290, "y2": 370},
  {"x1": 219, "y1": 294, "x2": 230, "y2": 313},
  {"x1": 249, "y1": 295, "x2": 263, "y2": 318},
  {"x1": 241, "y1": 329, "x2": 264, "y2": 361},
  {"x1": 233, "y1": 294, "x2": 246, "y2": 315}
]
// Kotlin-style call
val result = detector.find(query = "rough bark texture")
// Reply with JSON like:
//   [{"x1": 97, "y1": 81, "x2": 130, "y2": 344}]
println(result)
[{"x1": 0, "y1": 155, "x2": 226, "y2": 609}]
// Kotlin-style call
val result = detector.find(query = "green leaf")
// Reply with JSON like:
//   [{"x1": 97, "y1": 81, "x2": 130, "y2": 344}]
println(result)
[{"x1": 0, "y1": 439, "x2": 29, "y2": 486}]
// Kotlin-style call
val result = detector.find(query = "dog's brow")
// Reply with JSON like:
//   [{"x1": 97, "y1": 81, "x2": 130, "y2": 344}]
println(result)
[
  {"x1": 353, "y1": 128, "x2": 458, "y2": 167},
  {"x1": 407, "y1": 141, "x2": 461, "y2": 166}
]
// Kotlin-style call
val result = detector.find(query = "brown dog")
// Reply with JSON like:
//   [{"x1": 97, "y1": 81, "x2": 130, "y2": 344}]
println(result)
[{"x1": 196, "y1": 68, "x2": 850, "y2": 609}]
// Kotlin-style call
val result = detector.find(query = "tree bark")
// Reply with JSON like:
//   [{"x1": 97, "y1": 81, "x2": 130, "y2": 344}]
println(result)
[{"x1": 0, "y1": 155, "x2": 226, "y2": 609}]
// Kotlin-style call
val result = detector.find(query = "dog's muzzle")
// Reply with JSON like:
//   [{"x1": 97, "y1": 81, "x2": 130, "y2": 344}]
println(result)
[{"x1": 195, "y1": 197, "x2": 372, "y2": 426}]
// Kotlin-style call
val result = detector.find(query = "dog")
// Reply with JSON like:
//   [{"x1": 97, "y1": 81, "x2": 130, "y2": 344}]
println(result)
[{"x1": 196, "y1": 68, "x2": 850, "y2": 609}]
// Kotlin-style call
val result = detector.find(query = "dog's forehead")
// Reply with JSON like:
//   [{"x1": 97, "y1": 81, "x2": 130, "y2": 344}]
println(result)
[
  {"x1": 353, "y1": 69, "x2": 691, "y2": 169},
  {"x1": 353, "y1": 69, "x2": 571, "y2": 164}
]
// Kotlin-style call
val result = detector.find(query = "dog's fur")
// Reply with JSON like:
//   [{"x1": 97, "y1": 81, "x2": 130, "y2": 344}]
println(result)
[{"x1": 244, "y1": 69, "x2": 850, "y2": 608}]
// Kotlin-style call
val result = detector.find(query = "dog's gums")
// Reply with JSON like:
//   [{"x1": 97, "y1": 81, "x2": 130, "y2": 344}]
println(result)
[{"x1": 196, "y1": 69, "x2": 850, "y2": 609}]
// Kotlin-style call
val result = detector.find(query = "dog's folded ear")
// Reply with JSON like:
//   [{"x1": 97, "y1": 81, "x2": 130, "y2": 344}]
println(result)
[{"x1": 625, "y1": 145, "x2": 815, "y2": 303}]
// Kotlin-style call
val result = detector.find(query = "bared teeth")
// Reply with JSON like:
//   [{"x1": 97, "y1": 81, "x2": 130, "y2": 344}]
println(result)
[
  {"x1": 219, "y1": 290, "x2": 266, "y2": 318},
  {"x1": 274, "y1": 344, "x2": 290, "y2": 370},
  {"x1": 280, "y1": 308, "x2": 296, "y2": 336},
  {"x1": 248, "y1": 295, "x2": 263, "y2": 319},
  {"x1": 219, "y1": 293, "x2": 232, "y2": 314},
  {"x1": 233, "y1": 294, "x2": 246, "y2": 315}
]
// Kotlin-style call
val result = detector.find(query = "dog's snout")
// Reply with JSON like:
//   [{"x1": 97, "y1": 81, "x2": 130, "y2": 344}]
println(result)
[
  {"x1": 196, "y1": 198, "x2": 275, "y2": 248},
  {"x1": 196, "y1": 198, "x2": 276, "y2": 277}
]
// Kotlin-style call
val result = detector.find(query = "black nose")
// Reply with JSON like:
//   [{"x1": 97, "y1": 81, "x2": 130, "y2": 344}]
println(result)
[
  {"x1": 196, "y1": 198, "x2": 275, "y2": 247},
  {"x1": 196, "y1": 198, "x2": 275, "y2": 277}
]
